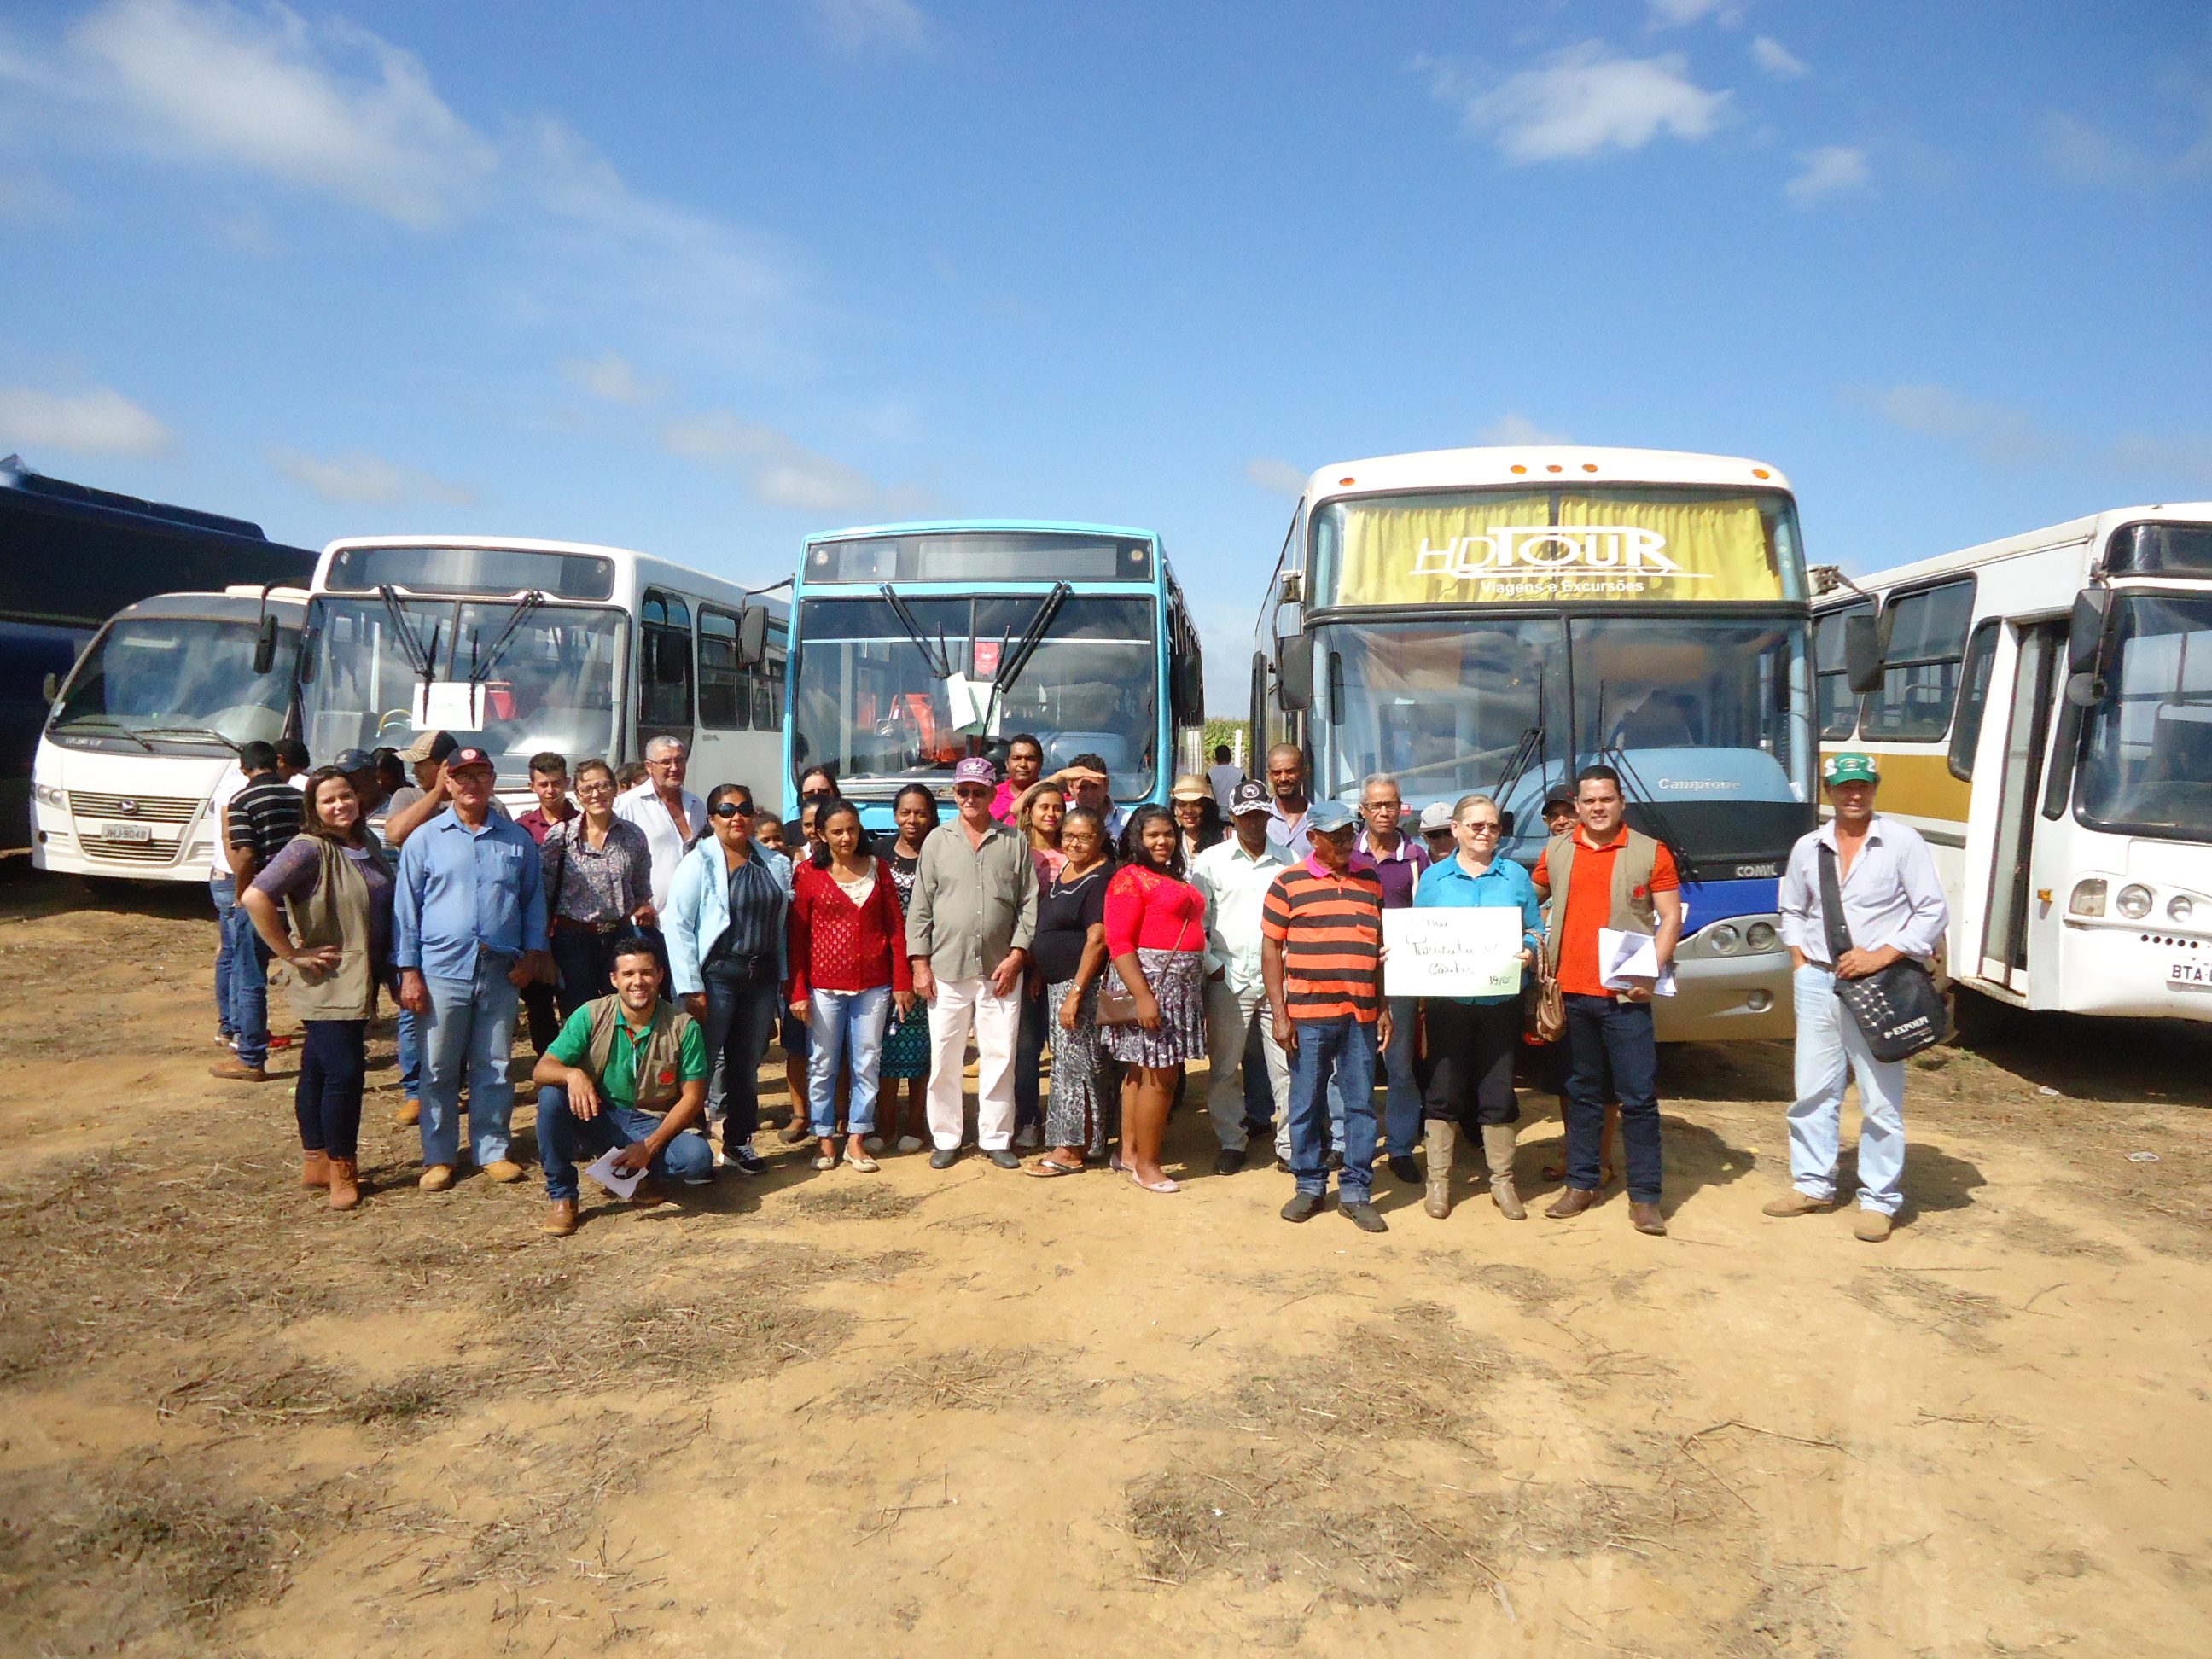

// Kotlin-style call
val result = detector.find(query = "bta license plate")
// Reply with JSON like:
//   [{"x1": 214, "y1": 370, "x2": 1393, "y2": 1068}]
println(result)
[
  {"x1": 99, "y1": 823, "x2": 153, "y2": 843},
  {"x1": 2168, "y1": 958, "x2": 2212, "y2": 989}
]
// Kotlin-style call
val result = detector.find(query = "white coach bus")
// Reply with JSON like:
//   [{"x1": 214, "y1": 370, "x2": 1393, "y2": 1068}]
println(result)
[
  {"x1": 299, "y1": 537, "x2": 789, "y2": 817},
  {"x1": 1813, "y1": 505, "x2": 2212, "y2": 1021}
]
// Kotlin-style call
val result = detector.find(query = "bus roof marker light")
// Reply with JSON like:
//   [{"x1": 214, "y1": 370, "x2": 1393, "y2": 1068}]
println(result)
[
  {"x1": 1753, "y1": 469, "x2": 1772, "y2": 479},
  {"x1": 1546, "y1": 464, "x2": 1564, "y2": 474},
  {"x1": 1339, "y1": 477, "x2": 1357, "y2": 486},
  {"x1": 1582, "y1": 463, "x2": 1598, "y2": 473},
  {"x1": 1509, "y1": 464, "x2": 1528, "y2": 474}
]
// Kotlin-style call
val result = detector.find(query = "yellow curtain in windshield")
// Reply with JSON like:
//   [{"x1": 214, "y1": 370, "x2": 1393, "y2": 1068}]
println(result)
[{"x1": 1334, "y1": 492, "x2": 1781, "y2": 606}]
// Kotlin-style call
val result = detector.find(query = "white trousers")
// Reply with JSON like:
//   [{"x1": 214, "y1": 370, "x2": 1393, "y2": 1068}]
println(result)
[
  {"x1": 1204, "y1": 979, "x2": 1290, "y2": 1151},
  {"x1": 926, "y1": 975, "x2": 1021, "y2": 1150}
]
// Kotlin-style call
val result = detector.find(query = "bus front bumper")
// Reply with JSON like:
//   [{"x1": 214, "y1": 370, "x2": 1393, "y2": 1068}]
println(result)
[
  {"x1": 1654, "y1": 951, "x2": 1796, "y2": 1042},
  {"x1": 2040, "y1": 923, "x2": 2212, "y2": 1022}
]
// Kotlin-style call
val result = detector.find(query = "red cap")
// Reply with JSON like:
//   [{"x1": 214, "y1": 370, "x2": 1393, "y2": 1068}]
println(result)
[{"x1": 449, "y1": 747, "x2": 495, "y2": 770}]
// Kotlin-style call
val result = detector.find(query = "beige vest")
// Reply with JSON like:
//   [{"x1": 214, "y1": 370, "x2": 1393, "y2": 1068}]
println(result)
[
  {"x1": 1541, "y1": 828, "x2": 1661, "y2": 975},
  {"x1": 581, "y1": 995, "x2": 696, "y2": 1114},
  {"x1": 272, "y1": 836, "x2": 389, "y2": 1022}
]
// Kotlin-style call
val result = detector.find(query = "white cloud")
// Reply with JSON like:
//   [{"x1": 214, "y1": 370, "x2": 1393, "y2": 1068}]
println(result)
[
  {"x1": 1784, "y1": 145, "x2": 1870, "y2": 206},
  {"x1": 1244, "y1": 457, "x2": 1306, "y2": 496},
  {"x1": 661, "y1": 410, "x2": 939, "y2": 515},
  {"x1": 0, "y1": 385, "x2": 172, "y2": 455},
  {"x1": 2040, "y1": 113, "x2": 2153, "y2": 188},
  {"x1": 1649, "y1": 0, "x2": 1738, "y2": 25},
  {"x1": 268, "y1": 445, "x2": 475, "y2": 506},
  {"x1": 812, "y1": 0, "x2": 928, "y2": 53},
  {"x1": 71, "y1": 0, "x2": 497, "y2": 229},
  {"x1": 1749, "y1": 36, "x2": 1806, "y2": 79},
  {"x1": 1477, "y1": 412, "x2": 1572, "y2": 445},
  {"x1": 1460, "y1": 43, "x2": 1730, "y2": 162},
  {"x1": 1864, "y1": 383, "x2": 2212, "y2": 486},
  {"x1": 560, "y1": 350, "x2": 669, "y2": 406}
]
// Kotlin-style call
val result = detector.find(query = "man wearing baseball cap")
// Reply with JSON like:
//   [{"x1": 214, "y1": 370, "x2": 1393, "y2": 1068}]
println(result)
[
  {"x1": 382, "y1": 730, "x2": 463, "y2": 849},
  {"x1": 906, "y1": 756, "x2": 1039, "y2": 1169},
  {"x1": 1189, "y1": 779, "x2": 1292, "y2": 1174},
  {"x1": 1771, "y1": 753, "x2": 1948, "y2": 1243},
  {"x1": 1417, "y1": 801, "x2": 1457, "y2": 864},
  {"x1": 393, "y1": 745, "x2": 554, "y2": 1190}
]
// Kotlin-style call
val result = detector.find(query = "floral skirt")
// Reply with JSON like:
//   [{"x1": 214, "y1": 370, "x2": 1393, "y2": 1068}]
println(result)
[
  {"x1": 1101, "y1": 947, "x2": 1207, "y2": 1069},
  {"x1": 879, "y1": 997, "x2": 930, "y2": 1080},
  {"x1": 1043, "y1": 977, "x2": 1115, "y2": 1155}
]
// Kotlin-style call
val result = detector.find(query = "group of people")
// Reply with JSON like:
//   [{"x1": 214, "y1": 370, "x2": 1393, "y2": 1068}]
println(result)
[{"x1": 211, "y1": 723, "x2": 1947, "y2": 1247}]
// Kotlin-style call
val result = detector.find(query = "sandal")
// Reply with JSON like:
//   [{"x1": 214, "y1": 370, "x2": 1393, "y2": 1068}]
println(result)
[
  {"x1": 1027, "y1": 1157, "x2": 1084, "y2": 1178},
  {"x1": 1128, "y1": 1169, "x2": 1179, "y2": 1195}
]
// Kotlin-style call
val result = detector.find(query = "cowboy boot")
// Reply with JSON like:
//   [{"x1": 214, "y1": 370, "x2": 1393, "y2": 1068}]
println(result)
[
  {"x1": 1483, "y1": 1124, "x2": 1526, "y2": 1220},
  {"x1": 325, "y1": 1158, "x2": 359, "y2": 1211},
  {"x1": 300, "y1": 1150, "x2": 329, "y2": 1188},
  {"x1": 1423, "y1": 1120, "x2": 1455, "y2": 1219}
]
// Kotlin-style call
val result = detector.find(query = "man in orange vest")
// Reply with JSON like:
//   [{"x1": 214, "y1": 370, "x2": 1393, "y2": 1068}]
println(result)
[{"x1": 1532, "y1": 765, "x2": 1683, "y2": 1236}]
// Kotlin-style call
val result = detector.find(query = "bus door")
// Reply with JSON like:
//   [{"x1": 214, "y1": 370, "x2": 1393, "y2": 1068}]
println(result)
[
  {"x1": 1979, "y1": 620, "x2": 2066, "y2": 991},
  {"x1": 637, "y1": 589, "x2": 696, "y2": 762}
]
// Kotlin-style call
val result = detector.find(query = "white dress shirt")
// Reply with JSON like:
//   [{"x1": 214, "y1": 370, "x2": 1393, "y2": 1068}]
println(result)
[
  {"x1": 1778, "y1": 813, "x2": 1949, "y2": 967},
  {"x1": 614, "y1": 782, "x2": 707, "y2": 913},
  {"x1": 1190, "y1": 834, "x2": 1289, "y2": 998}
]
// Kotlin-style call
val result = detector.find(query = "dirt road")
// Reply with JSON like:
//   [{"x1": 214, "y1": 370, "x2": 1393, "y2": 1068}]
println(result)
[{"x1": 2, "y1": 876, "x2": 2209, "y2": 1656}]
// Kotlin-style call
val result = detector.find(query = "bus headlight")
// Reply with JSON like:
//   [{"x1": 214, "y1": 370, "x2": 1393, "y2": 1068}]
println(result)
[
  {"x1": 2116, "y1": 884, "x2": 2154, "y2": 920},
  {"x1": 2169, "y1": 895, "x2": 2197, "y2": 925},
  {"x1": 1708, "y1": 925, "x2": 1741, "y2": 955},
  {"x1": 1746, "y1": 922, "x2": 1778, "y2": 952},
  {"x1": 2069, "y1": 879, "x2": 2106, "y2": 917},
  {"x1": 33, "y1": 783, "x2": 63, "y2": 807}
]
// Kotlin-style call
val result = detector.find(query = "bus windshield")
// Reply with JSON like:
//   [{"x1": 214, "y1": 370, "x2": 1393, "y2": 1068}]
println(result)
[
  {"x1": 299, "y1": 598, "x2": 624, "y2": 785},
  {"x1": 2077, "y1": 592, "x2": 2212, "y2": 841},
  {"x1": 792, "y1": 594, "x2": 1158, "y2": 799},
  {"x1": 50, "y1": 616, "x2": 297, "y2": 748},
  {"x1": 1315, "y1": 613, "x2": 1809, "y2": 864}
]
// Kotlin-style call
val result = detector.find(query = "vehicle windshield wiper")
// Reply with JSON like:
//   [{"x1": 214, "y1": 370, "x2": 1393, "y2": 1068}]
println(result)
[
  {"x1": 990, "y1": 582, "x2": 1071, "y2": 701},
  {"x1": 879, "y1": 585, "x2": 954, "y2": 679},
  {"x1": 138, "y1": 725, "x2": 244, "y2": 754},
  {"x1": 53, "y1": 715, "x2": 154, "y2": 752},
  {"x1": 461, "y1": 591, "x2": 545, "y2": 685}
]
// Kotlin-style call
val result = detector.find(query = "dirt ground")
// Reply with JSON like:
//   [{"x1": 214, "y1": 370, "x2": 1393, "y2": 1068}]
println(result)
[{"x1": 1, "y1": 873, "x2": 2209, "y2": 1658}]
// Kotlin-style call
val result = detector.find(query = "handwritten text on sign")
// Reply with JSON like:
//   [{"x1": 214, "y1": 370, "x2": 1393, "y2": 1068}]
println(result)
[{"x1": 1382, "y1": 907, "x2": 1525, "y2": 999}]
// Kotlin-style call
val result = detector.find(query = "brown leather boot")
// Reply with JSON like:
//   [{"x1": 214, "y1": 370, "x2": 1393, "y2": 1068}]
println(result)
[
  {"x1": 300, "y1": 1150, "x2": 329, "y2": 1188},
  {"x1": 326, "y1": 1158, "x2": 359, "y2": 1210},
  {"x1": 543, "y1": 1198, "x2": 579, "y2": 1236},
  {"x1": 1422, "y1": 1121, "x2": 1455, "y2": 1219},
  {"x1": 396, "y1": 1097, "x2": 422, "y2": 1126},
  {"x1": 1545, "y1": 1185, "x2": 1597, "y2": 1220},
  {"x1": 1483, "y1": 1124, "x2": 1526, "y2": 1220},
  {"x1": 1629, "y1": 1201, "x2": 1667, "y2": 1236},
  {"x1": 210, "y1": 1057, "x2": 272, "y2": 1082}
]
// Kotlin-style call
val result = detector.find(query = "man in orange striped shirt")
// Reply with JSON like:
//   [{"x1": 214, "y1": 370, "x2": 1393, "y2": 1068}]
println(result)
[{"x1": 1261, "y1": 800, "x2": 1394, "y2": 1233}]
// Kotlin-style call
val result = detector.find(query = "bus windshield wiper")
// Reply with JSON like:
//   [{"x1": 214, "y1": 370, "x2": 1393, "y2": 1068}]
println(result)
[
  {"x1": 462, "y1": 591, "x2": 545, "y2": 686},
  {"x1": 991, "y1": 582, "x2": 1071, "y2": 701},
  {"x1": 139, "y1": 725, "x2": 243, "y2": 754},
  {"x1": 54, "y1": 715, "x2": 154, "y2": 751},
  {"x1": 879, "y1": 585, "x2": 954, "y2": 678}
]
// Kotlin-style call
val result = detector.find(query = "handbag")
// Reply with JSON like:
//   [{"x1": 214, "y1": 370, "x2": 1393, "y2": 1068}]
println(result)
[
  {"x1": 1092, "y1": 870, "x2": 1198, "y2": 1027},
  {"x1": 1818, "y1": 844, "x2": 1946, "y2": 1062},
  {"x1": 1524, "y1": 953, "x2": 1565, "y2": 1044}
]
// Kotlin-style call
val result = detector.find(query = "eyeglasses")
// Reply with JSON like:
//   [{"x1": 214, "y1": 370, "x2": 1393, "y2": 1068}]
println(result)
[
  {"x1": 711, "y1": 802, "x2": 752, "y2": 819},
  {"x1": 953, "y1": 787, "x2": 992, "y2": 800},
  {"x1": 1464, "y1": 822, "x2": 1502, "y2": 835}
]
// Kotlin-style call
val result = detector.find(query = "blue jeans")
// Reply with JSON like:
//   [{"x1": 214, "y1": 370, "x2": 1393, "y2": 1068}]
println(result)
[
  {"x1": 808, "y1": 987, "x2": 889, "y2": 1136},
  {"x1": 210, "y1": 876, "x2": 236, "y2": 1039},
  {"x1": 417, "y1": 952, "x2": 521, "y2": 1167},
  {"x1": 1288, "y1": 1016, "x2": 1379, "y2": 1200},
  {"x1": 703, "y1": 965, "x2": 782, "y2": 1148},
  {"x1": 1790, "y1": 964, "x2": 1908, "y2": 1215},
  {"x1": 1563, "y1": 993, "x2": 1664, "y2": 1203},
  {"x1": 224, "y1": 903, "x2": 272, "y2": 1068},
  {"x1": 536, "y1": 1082, "x2": 713, "y2": 1202},
  {"x1": 294, "y1": 1019, "x2": 366, "y2": 1160},
  {"x1": 1332, "y1": 995, "x2": 1421, "y2": 1156},
  {"x1": 396, "y1": 1005, "x2": 422, "y2": 1100}
]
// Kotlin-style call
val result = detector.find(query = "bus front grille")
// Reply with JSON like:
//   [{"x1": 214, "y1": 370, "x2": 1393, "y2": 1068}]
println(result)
[
  {"x1": 68, "y1": 791, "x2": 200, "y2": 824},
  {"x1": 80, "y1": 837, "x2": 185, "y2": 864}
]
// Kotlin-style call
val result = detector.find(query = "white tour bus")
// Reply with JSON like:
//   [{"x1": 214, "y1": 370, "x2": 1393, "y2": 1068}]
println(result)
[
  {"x1": 300, "y1": 537, "x2": 789, "y2": 820},
  {"x1": 32, "y1": 587, "x2": 306, "y2": 882},
  {"x1": 1813, "y1": 504, "x2": 2212, "y2": 1022}
]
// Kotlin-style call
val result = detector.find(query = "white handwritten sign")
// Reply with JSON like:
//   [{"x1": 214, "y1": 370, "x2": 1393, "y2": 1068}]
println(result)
[{"x1": 1383, "y1": 907, "x2": 1525, "y2": 999}]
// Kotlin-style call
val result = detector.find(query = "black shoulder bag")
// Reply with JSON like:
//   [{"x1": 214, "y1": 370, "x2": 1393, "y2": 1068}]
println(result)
[{"x1": 1818, "y1": 845, "x2": 1946, "y2": 1062}]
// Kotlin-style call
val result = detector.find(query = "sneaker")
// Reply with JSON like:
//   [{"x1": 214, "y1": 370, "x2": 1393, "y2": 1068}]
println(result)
[
  {"x1": 1280, "y1": 1191, "x2": 1325, "y2": 1223},
  {"x1": 928, "y1": 1146, "x2": 960, "y2": 1170},
  {"x1": 1213, "y1": 1147, "x2": 1247, "y2": 1176},
  {"x1": 732, "y1": 1149, "x2": 769, "y2": 1177},
  {"x1": 1014, "y1": 1124, "x2": 1041, "y2": 1150},
  {"x1": 987, "y1": 1149, "x2": 1022, "y2": 1170},
  {"x1": 896, "y1": 1135, "x2": 926, "y2": 1154},
  {"x1": 1762, "y1": 1190, "x2": 1836, "y2": 1217},
  {"x1": 1854, "y1": 1210, "x2": 1895, "y2": 1243},
  {"x1": 1342, "y1": 1200, "x2": 1388, "y2": 1233},
  {"x1": 417, "y1": 1164, "x2": 455, "y2": 1192},
  {"x1": 1388, "y1": 1154, "x2": 1422, "y2": 1185}
]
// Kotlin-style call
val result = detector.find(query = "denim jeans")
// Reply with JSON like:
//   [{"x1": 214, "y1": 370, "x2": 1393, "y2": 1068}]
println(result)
[
  {"x1": 1790, "y1": 964, "x2": 1908, "y2": 1215},
  {"x1": 536, "y1": 1082, "x2": 713, "y2": 1202},
  {"x1": 1275, "y1": 1045, "x2": 1345, "y2": 1164},
  {"x1": 1014, "y1": 987, "x2": 1045, "y2": 1132},
  {"x1": 703, "y1": 965, "x2": 782, "y2": 1150},
  {"x1": 808, "y1": 987, "x2": 888, "y2": 1137},
  {"x1": 295, "y1": 1019, "x2": 367, "y2": 1160},
  {"x1": 211, "y1": 875, "x2": 236, "y2": 1039},
  {"x1": 1287, "y1": 1015, "x2": 1379, "y2": 1200},
  {"x1": 224, "y1": 903, "x2": 272, "y2": 1068},
  {"x1": 396, "y1": 1005, "x2": 422, "y2": 1100},
  {"x1": 1330, "y1": 994, "x2": 1421, "y2": 1156},
  {"x1": 417, "y1": 952, "x2": 521, "y2": 1167},
  {"x1": 1563, "y1": 993, "x2": 1664, "y2": 1202}
]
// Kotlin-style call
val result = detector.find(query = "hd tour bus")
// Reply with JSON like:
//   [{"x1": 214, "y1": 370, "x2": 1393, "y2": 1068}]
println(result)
[
  {"x1": 1813, "y1": 504, "x2": 2212, "y2": 1022},
  {"x1": 783, "y1": 520, "x2": 1206, "y2": 833},
  {"x1": 1253, "y1": 445, "x2": 1814, "y2": 1041},
  {"x1": 299, "y1": 537, "x2": 789, "y2": 820}
]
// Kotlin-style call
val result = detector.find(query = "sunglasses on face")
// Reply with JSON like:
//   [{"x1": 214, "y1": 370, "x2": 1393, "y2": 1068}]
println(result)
[
  {"x1": 711, "y1": 803, "x2": 753, "y2": 819},
  {"x1": 1464, "y1": 822, "x2": 1502, "y2": 835}
]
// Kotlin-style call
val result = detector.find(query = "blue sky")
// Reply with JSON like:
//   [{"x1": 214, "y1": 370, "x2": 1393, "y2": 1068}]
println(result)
[{"x1": 3, "y1": 0, "x2": 2209, "y2": 709}]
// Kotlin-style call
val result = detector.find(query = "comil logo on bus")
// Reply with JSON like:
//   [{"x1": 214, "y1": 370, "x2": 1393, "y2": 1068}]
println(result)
[{"x1": 1409, "y1": 526, "x2": 1707, "y2": 580}]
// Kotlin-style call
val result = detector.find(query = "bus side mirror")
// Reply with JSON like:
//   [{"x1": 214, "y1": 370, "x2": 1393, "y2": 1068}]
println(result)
[
  {"x1": 739, "y1": 604, "x2": 768, "y2": 667},
  {"x1": 252, "y1": 613, "x2": 279, "y2": 675},
  {"x1": 42, "y1": 672, "x2": 58, "y2": 704},
  {"x1": 1843, "y1": 613, "x2": 1883, "y2": 696},
  {"x1": 2067, "y1": 588, "x2": 2109, "y2": 675},
  {"x1": 2064, "y1": 672, "x2": 2104, "y2": 708},
  {"x1": 1276, "y1": 637, "x2": 1313, "y2": 713}
]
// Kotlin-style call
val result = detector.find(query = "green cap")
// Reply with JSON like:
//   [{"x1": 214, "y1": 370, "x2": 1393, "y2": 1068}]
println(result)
[{"x1": 1823, "y1": 752, "x2": 1880, "y2": 787}]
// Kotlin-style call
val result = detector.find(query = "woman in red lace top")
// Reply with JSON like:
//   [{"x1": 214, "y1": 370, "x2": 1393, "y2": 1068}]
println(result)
[{"x1": 1102, "y1": 805, "x2": 1207, "y2": 1193}]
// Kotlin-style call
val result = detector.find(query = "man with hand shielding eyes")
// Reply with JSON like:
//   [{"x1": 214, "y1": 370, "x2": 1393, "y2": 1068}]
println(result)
[{"x1": 908, "y1": 756, "x2": 1038, "y2": 1170}]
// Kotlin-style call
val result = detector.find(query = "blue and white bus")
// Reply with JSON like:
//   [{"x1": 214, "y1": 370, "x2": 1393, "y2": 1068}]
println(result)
[
  {"x1": 784, "y1": 521, "x2": 1205, "y2": 832},
  {"x1": 1253, "y1": 447, "x2": 1814, "y2": 1041}
]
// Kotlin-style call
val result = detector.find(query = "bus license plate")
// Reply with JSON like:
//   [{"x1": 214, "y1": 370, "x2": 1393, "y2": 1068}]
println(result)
[
  {"x1": 100, "y1": 823, "x2": 152, "y2": 843},
  {"x1": 2168, "y1": 959, "x2": 2212, "y2": 990}
]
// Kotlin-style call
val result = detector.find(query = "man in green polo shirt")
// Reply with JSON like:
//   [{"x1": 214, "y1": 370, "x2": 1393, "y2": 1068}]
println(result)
[{"x1": 533, "y1": 940, "x2": 713, "y2": 1236}]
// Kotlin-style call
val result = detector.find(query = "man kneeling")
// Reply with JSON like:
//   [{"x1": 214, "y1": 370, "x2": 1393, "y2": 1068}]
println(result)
[{"x1": 534, "y1": 940, "x2": 713, "y2": 1235}]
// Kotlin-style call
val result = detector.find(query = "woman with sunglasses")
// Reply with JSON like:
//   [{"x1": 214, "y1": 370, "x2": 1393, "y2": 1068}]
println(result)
[
  {"x1": 1411, "y1": 792, "x2": 1544, "y2": 1221},
  {"x1": 541, "y1": 759, "x2": 656, "y2": 1021},
  {"x1": 1101, "y1": 805, "x2": 1208, "y2": 1193},
  {"x1": 876, "y1": 783, "x2": 940, "y2": 1151}
]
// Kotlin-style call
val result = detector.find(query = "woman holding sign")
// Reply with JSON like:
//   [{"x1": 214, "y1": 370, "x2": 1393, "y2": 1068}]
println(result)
[{"x1": 1409, "y1": 794, "x2": 1544, "y2": 1222}]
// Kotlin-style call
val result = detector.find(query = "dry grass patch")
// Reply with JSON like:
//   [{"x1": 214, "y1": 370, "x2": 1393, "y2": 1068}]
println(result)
[{"x1": 833, "y1": 1344, "x2": 1106, "y2": 1415}]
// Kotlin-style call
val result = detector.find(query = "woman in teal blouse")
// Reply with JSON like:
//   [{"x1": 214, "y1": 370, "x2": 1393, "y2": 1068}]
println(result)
[{"x1": 1412, "y1": 792, "x2": 1544, "y2": 1222}]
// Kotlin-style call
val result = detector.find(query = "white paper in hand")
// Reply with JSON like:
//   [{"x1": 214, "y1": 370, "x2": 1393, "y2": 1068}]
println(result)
[
  {"x1": 583, "y1": 1149, "x2": 645, "y2": 1199},
  {"x1": 1597, "y1": 928, "x2": 1677, "y2": 996}
]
